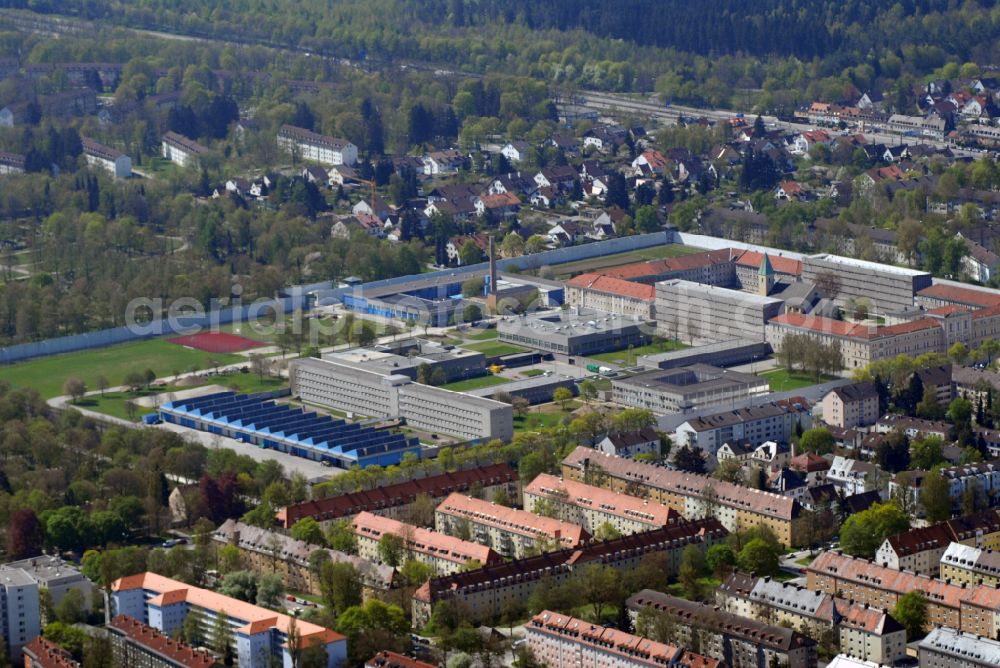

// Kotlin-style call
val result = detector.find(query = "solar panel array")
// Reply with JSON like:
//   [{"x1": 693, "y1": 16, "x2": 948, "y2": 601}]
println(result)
[{"x1": 160, "y1": 391, "x2": 420, "y2": 467}]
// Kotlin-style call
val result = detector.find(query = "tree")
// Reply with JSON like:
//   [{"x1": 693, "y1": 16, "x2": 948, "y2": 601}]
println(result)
[
  {"x1": 213, "y1": 607, "x2": 235, "y2": 659},
  {"x1": 713, "y1": 458, "x2": 744, "y2": 485},
  {"x1": 737, "y1": 538, "x2": 780, "y2": 576},
  {"x1": 553, "y1": 387, "x2": 574, "y2": 411},
  {"x1": 501, "y1": 232, "x2": 525, "y2": 258},
  {"x1": 578, "y1": 564, "x2": 623, "y2": 619},
  {"x1": 327, "y1": 519, "x2": 358, "y2": 554},
  {"x1": 217, "y1": 571, "x2": 258, "y2": 602},
  {"x1": 290, "y1": 517, "x2": 326, "y2": 546},
  {"x1": 949, "y1": 341, "x2": 969, "y2": 366},
  {"x1": 255, "y1": 573, "x2": 284, "y2": 608},
  {"x1": 63, "y1": 377, "x2": 86, "y2": 403},
  {"x1": 875, "y1": 430, "x2": 911, "y2": 473},
  {"x1": 7, "y1": 509, "x2": 43, "y2": 560},
  {"x1": 462, "y1": 303, "x2": 482, "y2": 324},
  {"x1": 400, "y1": 559, "x2": 434, "y2": 587},
  {"x1": 911, "y1": 436, "x2": 945, "y2": 470},
  {"x1": 593, "y1": 521, "x2": 622, "y2": 541},
  {"x1": 840, "y1": 503, "x2": 911, "y2": 558},
  {"x1": 706, "y1": 544, "x2": 737, "y2": 578},
  {"x1": 893, "y1": 591, "x2": 927, "y2": 641},
  {"x1": 920, "y1": 469, "x2": 953, "y2": 523},
  {"x1": 610, "y1": 408, "x2": 656, "y2": 433},
  {"x1": 673, "y1": 444, "x2": 707, "y2": 473},
  {"x1": 318, "y1": 561, "x2": 363, "y2": 615},
  {"x1": 799, "y1": 428, "x2": 835, "y2": 455},
  {"x1": 461, "y1": 277, "x2": 485, "y2": 297},
  {"x1": 579, "y1": 380, "x2": 598, "y2": 404},
  {"x1": 182, "y1": 606, "x2": 205, "y2": 646},
  {"x1": 54, "y1": 588, "x2": 86, "y2": 624},
  {"x1": 459, "y1": 240, "x2": 484, "y2": 266},
  {"x1": 378, "y1": 533, "x2": 405, "y2": 568},
  {"x1": 678, "y1": 544, "x2": 707, "y2": 599},
  {"x1": 635, "y1": 205, "x2": 660, "y2": 233}
]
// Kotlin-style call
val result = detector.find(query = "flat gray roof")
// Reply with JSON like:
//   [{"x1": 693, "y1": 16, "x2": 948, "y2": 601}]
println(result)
[
  {"x1": 805, "y1": 253, "x2": 930, "y2": 277},
  {"x1": 614, "y1": 364, "x2": 766, "y2": 393}
]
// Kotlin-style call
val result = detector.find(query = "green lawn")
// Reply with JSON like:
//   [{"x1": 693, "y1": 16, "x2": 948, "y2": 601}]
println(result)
[
  {"x1": 440, "y1": 375, "x2": 511, "y2": 392},
  {"x1": 513, "y1": 406, "x2": 577, "y2": 433},
  {"x1": 521, "y1": 369, "x2": 545, "y2": 378},
  {"x1": 67, "y1": 372, "x2": 287, "y2": 421},
  {"x1": 665, "y1": 576, "x2": 722, "y2": 601},
  {"x1": 462, "y1": 341, "x2": 527, "y2": 357},
  {"x1": 586, "y1": 339, "x2": 689, "y2": 365},
  {"x1": 465, "y1": 328, "x2": 499, "y2": 341},
  {"x1": 0, "y1": 338, "x2": 245, "y2": 399},
  {"x1": 759, "y1": 368, "x2": 838, "y2": 392}
]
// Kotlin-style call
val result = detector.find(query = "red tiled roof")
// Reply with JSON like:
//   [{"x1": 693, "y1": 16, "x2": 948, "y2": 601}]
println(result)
[
  {"x1": 917, "y1": 284, "x2": 1000, "y2": 308},
  {"x1": 436, "y1": 493, "x2": 589, "y2": 547},
  {"x1": 277, "y1": 464, "x2": 517, "y2": 527},
  {"x1": 735, "y1": 249, "x2": 803, "y2": 275},
  {"x1": 365, "y1": 651, "x2": 437, "y2": 668},
  {"x1": 601, "y1": 248, "x2": 734, "y2": 281},
  {"x1": 769, "y1": 313, "x2": 941, "y2": 340},
  {"x1": 524, "y1": 474, "x2": 678, "y2": 527},
  {"x1": 566, "y1": 273, "x2": 655, "y2": 301},
  {"x1": 352, "y1": 511, "x2": 500, "y2": 565},
  {"x1": 23, "y1": 637, "x2": 79, "y2": 668},
  {"x1": 108, "y1": 616, "x2": 218, "y2": 668}
]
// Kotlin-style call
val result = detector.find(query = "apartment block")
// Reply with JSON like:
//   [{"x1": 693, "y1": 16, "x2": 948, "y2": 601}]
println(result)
[
  {"x1": 0, "y1": 567, "x2": 40, "y2": 661},
  {"x1": 108, "y1": 615, "x2": 219, "y2": 668},
  {"x1": 874, "y1": 523, "x2": 953, "y2": 575},
  {"x1": 626, "y1": 589, "x2": 817, "y2": 668},
  {"x1": 561, "y1": 447, "x2": 805, "y2": 546},
  {"x1": 526, "y1": 611, "x2": 722, "y2": 668},
  {"x1": 289, "y1": 357, "x2": 513, "y2": 442},
  {"x1": 352, "y1": 511, "x2": 501, "y2": 575},
  {"x1": 717, "y1": 574, "x2": 906, "y2": 666},
  {"x1": 919, "y1": 627, "x2": 1000, "y2": 668},
  {"x1": 112, "y1": 572, "x2": 346, "y2": 668},
  {"x1": 806, "y1": 551, "x2": 1000, "y2": 638},
  {"x1": 801, "y1": 254, "x2": 932, "y2": 312},
  {"x1": 412, "y1": 518, "x2": 728, "y2": 626},
  {"x1": 521, "y1": 473, "x2": 678, "y2": 536},
  {"x1": 890, "y1": 465, "x2": 1000, "y2": 518},
  {"x1": 940, "y1": 542, "x2": 1000, "y2": 586},
  {"x1": 434, "y1": 493, "x2": 589, "y2": 559},
  {"x1": 4, "y1": 556, "x2": 92, "y2": 613},
  {"x1": 22, "y1": 637, "x2": 79, "y2": 668},
  {"x1": 673, "y1": 398, "x2": 812, "y2": 462},
  {"x1": 276, "y1": 463, "x2": 518, "y2": 529},
  {"x1": 565, "y1": 274, "x2": 656, "y2": 319},
  {"x1": 161, "y1": 132, "x2": 208, "y2": 167},
  {"x1": 612, "y1": 364, "x2": 769, "y2": 415},
  {"x1": 212, "y1": 519, "x2": 396, "y2": 597},
  {"x1": 656, "y1": 279, "x2": 783, "y2": 343},
  {"x1": 277, "y1": 125, "x2": 358, "y2": 166},
  {"x1": 81, "y1": 136, "x2": 131, "y2": 178},
  {"x1": 0, "y1": 151, "x2": 25, "y2": 175},
  {"x1": 821, "y1": 383, "x2": 880, "y2": 429}
]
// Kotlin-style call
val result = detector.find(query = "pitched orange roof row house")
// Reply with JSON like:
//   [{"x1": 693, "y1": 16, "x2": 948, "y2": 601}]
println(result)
[
  {"x1": 565, "y1": 273, "x2": 656, "y2": 301},
  {"x1": 352, "y1": 511, "x2": 501, "y2": 566},
  {"x1": 523, "y1": 473, "x2": 678, "y2": 527},
  {"x1": 435, "y1": 493, "x2": 589, "y2": 548}
]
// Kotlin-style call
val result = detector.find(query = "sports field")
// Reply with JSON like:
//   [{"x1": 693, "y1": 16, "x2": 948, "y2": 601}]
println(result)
[
  {"x1": 0, "y1": 338, "x2": 245, "y2": 399},
  {"x1": 169, "y1": 331, "x2": 266, "y2": 353}
]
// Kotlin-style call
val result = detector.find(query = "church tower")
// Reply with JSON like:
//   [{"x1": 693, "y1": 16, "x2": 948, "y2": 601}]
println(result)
[{"x1": 758, "y1": 254, "x2": 775, "y2": 296}]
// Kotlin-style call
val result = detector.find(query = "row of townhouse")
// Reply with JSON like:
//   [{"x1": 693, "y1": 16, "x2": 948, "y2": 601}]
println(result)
[
  {"x1": 526, "y1": 611, "x2": 721, "y2": 668},
  {"x1": 161, "y1": 131, "x2": 209, "y2": 168},
  {"x1": 873, "y1": 510, "x2": 1000, "y2": 575},
  {"x1": 352, "y1": 511, "x2": 502, "y2": 576},
  {"x1": 275, "y1": 463, "x2": 519, "y2": 529},
  {"x1": 890, "y1": 464, "x2": 1000, "y2": 517},
  {"x1": 717, "y1": 573, "x2": 906, "y2": 666},
  {"x1": 411, "y1": 517, "x2": 728, "y2": 626},
  {"x1": 276, "y1": 124, "x2": 358, "y2": 166},
  {"x1": 434, "y1": 493, "x2": 589, "y2": 559},
  {"x1": 561, "y1": 447, "x2": 806, "y2": 546},
  {"x1": 81, "y1": 136, "x2": 131, "y2": 178},
  {"x1": 806, "y1": 551, "x2": 1000, "y2": 638},
  {"x1": 626, "y1": 589, "x2": 818, "y2": 668},
  {"x1": 212, "y1": 519, "x2": 397, "y2": 598},
  {"x1": 521, "y1": 473, "x2": 679, "y2": 536}
]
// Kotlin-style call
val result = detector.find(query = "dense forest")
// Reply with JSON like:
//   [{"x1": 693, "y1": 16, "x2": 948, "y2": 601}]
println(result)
[{"x1": 5, "y1": 0, "x2": 1000, "y2": 109}]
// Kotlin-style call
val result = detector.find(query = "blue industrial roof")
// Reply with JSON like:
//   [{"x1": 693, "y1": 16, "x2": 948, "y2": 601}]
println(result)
[{"x1": 160, "y1": 391, "x2": 417, "y2": 462}]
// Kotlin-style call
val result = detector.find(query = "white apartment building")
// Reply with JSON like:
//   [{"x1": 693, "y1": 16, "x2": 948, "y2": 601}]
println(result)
[
  {"x1": 352, "y1": 511, "x2": 501, "y2": 575},
  {"x1": 277, "y1": 125, "x2": 358, "y2": 166},
  {"x1": 161, "y1": 131, "x2": 208, "y2": 167},
  {"x1": 81, "y1": 136, "x2": 131, "y2": 178},
  {"x1": 0, "y1": 151, "x2": 25, "y2": 175},
  {"x1": 673, "y1": 399, "x2": 812, "y2": 462},
  {"x1": 5, "y1": 556, "x2": 92, "y2": 612},
  {"x1": 827, "y1": 456, "x2": 878, "y2": 496},
  {"x1": 0, "y1": 567, "x2": 40, "y2": 661},
  {"x1": 522, "y1": 473, "x2": 677, "y2": 535},
  {"x1": 289, "y1": 357, "x2": 513, "y2": 442},
  {"x1": 434, "y1": 493, "x2": 589, "y2": 559}
]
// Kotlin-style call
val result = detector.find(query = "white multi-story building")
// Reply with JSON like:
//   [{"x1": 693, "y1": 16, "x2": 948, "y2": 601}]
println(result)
[
  {"x1": 0, "y1": 566, "x2": 40, "y2": 661},
  {"x1": 112, "y1": 572, "x2": 346, "y2": 668},
  {"x1": 434, "y1": 493, "x2": 589, "y2": 559},
  {"x1": 81, "y1": 136, "x2": 131, "y2": 178},
  {"x1": 352, "y1": 511, "x2": 501, "y2": 575},
  {"x1": 827, "y1": 456, "x2": 878, "y2": 496},
  {"x1": 526, "y1": 611, "x2": 720, "y2": 668},
  {"x1": 161, "y1": 131, "x2": 208, "y2": 167},
  {"x1": 522, "y1": 473, "x2": 677, "y2": 535},
  {"x1": 5, "y1": 555, "x2": 92, "y2": 613},
  {"x1": 919, "y1": 627, "x2": 1000, "y2": 668},
  {"x1": 277, "y1": 125, "x2": 358, "y2": 166},
  {"x1": 673, "y1": 398, "x2": 812, "y2": 462}
]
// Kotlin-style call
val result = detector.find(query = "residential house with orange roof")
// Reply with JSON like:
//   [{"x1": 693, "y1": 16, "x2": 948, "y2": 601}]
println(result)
[
  {"x1": 526, "y1": 610, "x2": 722, "y2": 668},
  {"x1": 565, "y1": 273, "x2": 656, "y2": 319},
  {"x1": 434, "y1": 493, "x2": 589, "y2": 559},
  {"x1": 111, "y1": 572, "x2": 347, "y2": 668},
  {"x1": 522, "y1": 473, "x2": 679, "y2": 536},
  {"x1": 352, "y1": 511, "x2": 502, "y2": 575}
]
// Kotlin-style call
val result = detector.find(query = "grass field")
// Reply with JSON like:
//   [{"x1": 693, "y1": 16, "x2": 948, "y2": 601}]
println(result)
[
  {"x1": 74, "y1": 372, "x2": 287, "y2": 421},
  {"x1": 0, "y1": 339, "x2": 245, "y2": 399},
  {"x1": 440, "y1": 375, "x2": 511, "y2": 392},
  {"x1": 759, "y1": 368, "x2": 837, "y2": 392},
  {"x1": 462, "y1": 341, "x2": 527, "y2": 357},
  {"x1": 586, "y1": 339, "x2": 689, "y2": 365},
  {"x1": 553, "y1": 244, "x2": 704, "y2": 279},
  {"x1": 514, "y1": 410, "x2": 567, "y2": 433},
  {"x1": 465, "y1": 328, "x2": 499, "y2": 341}
]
